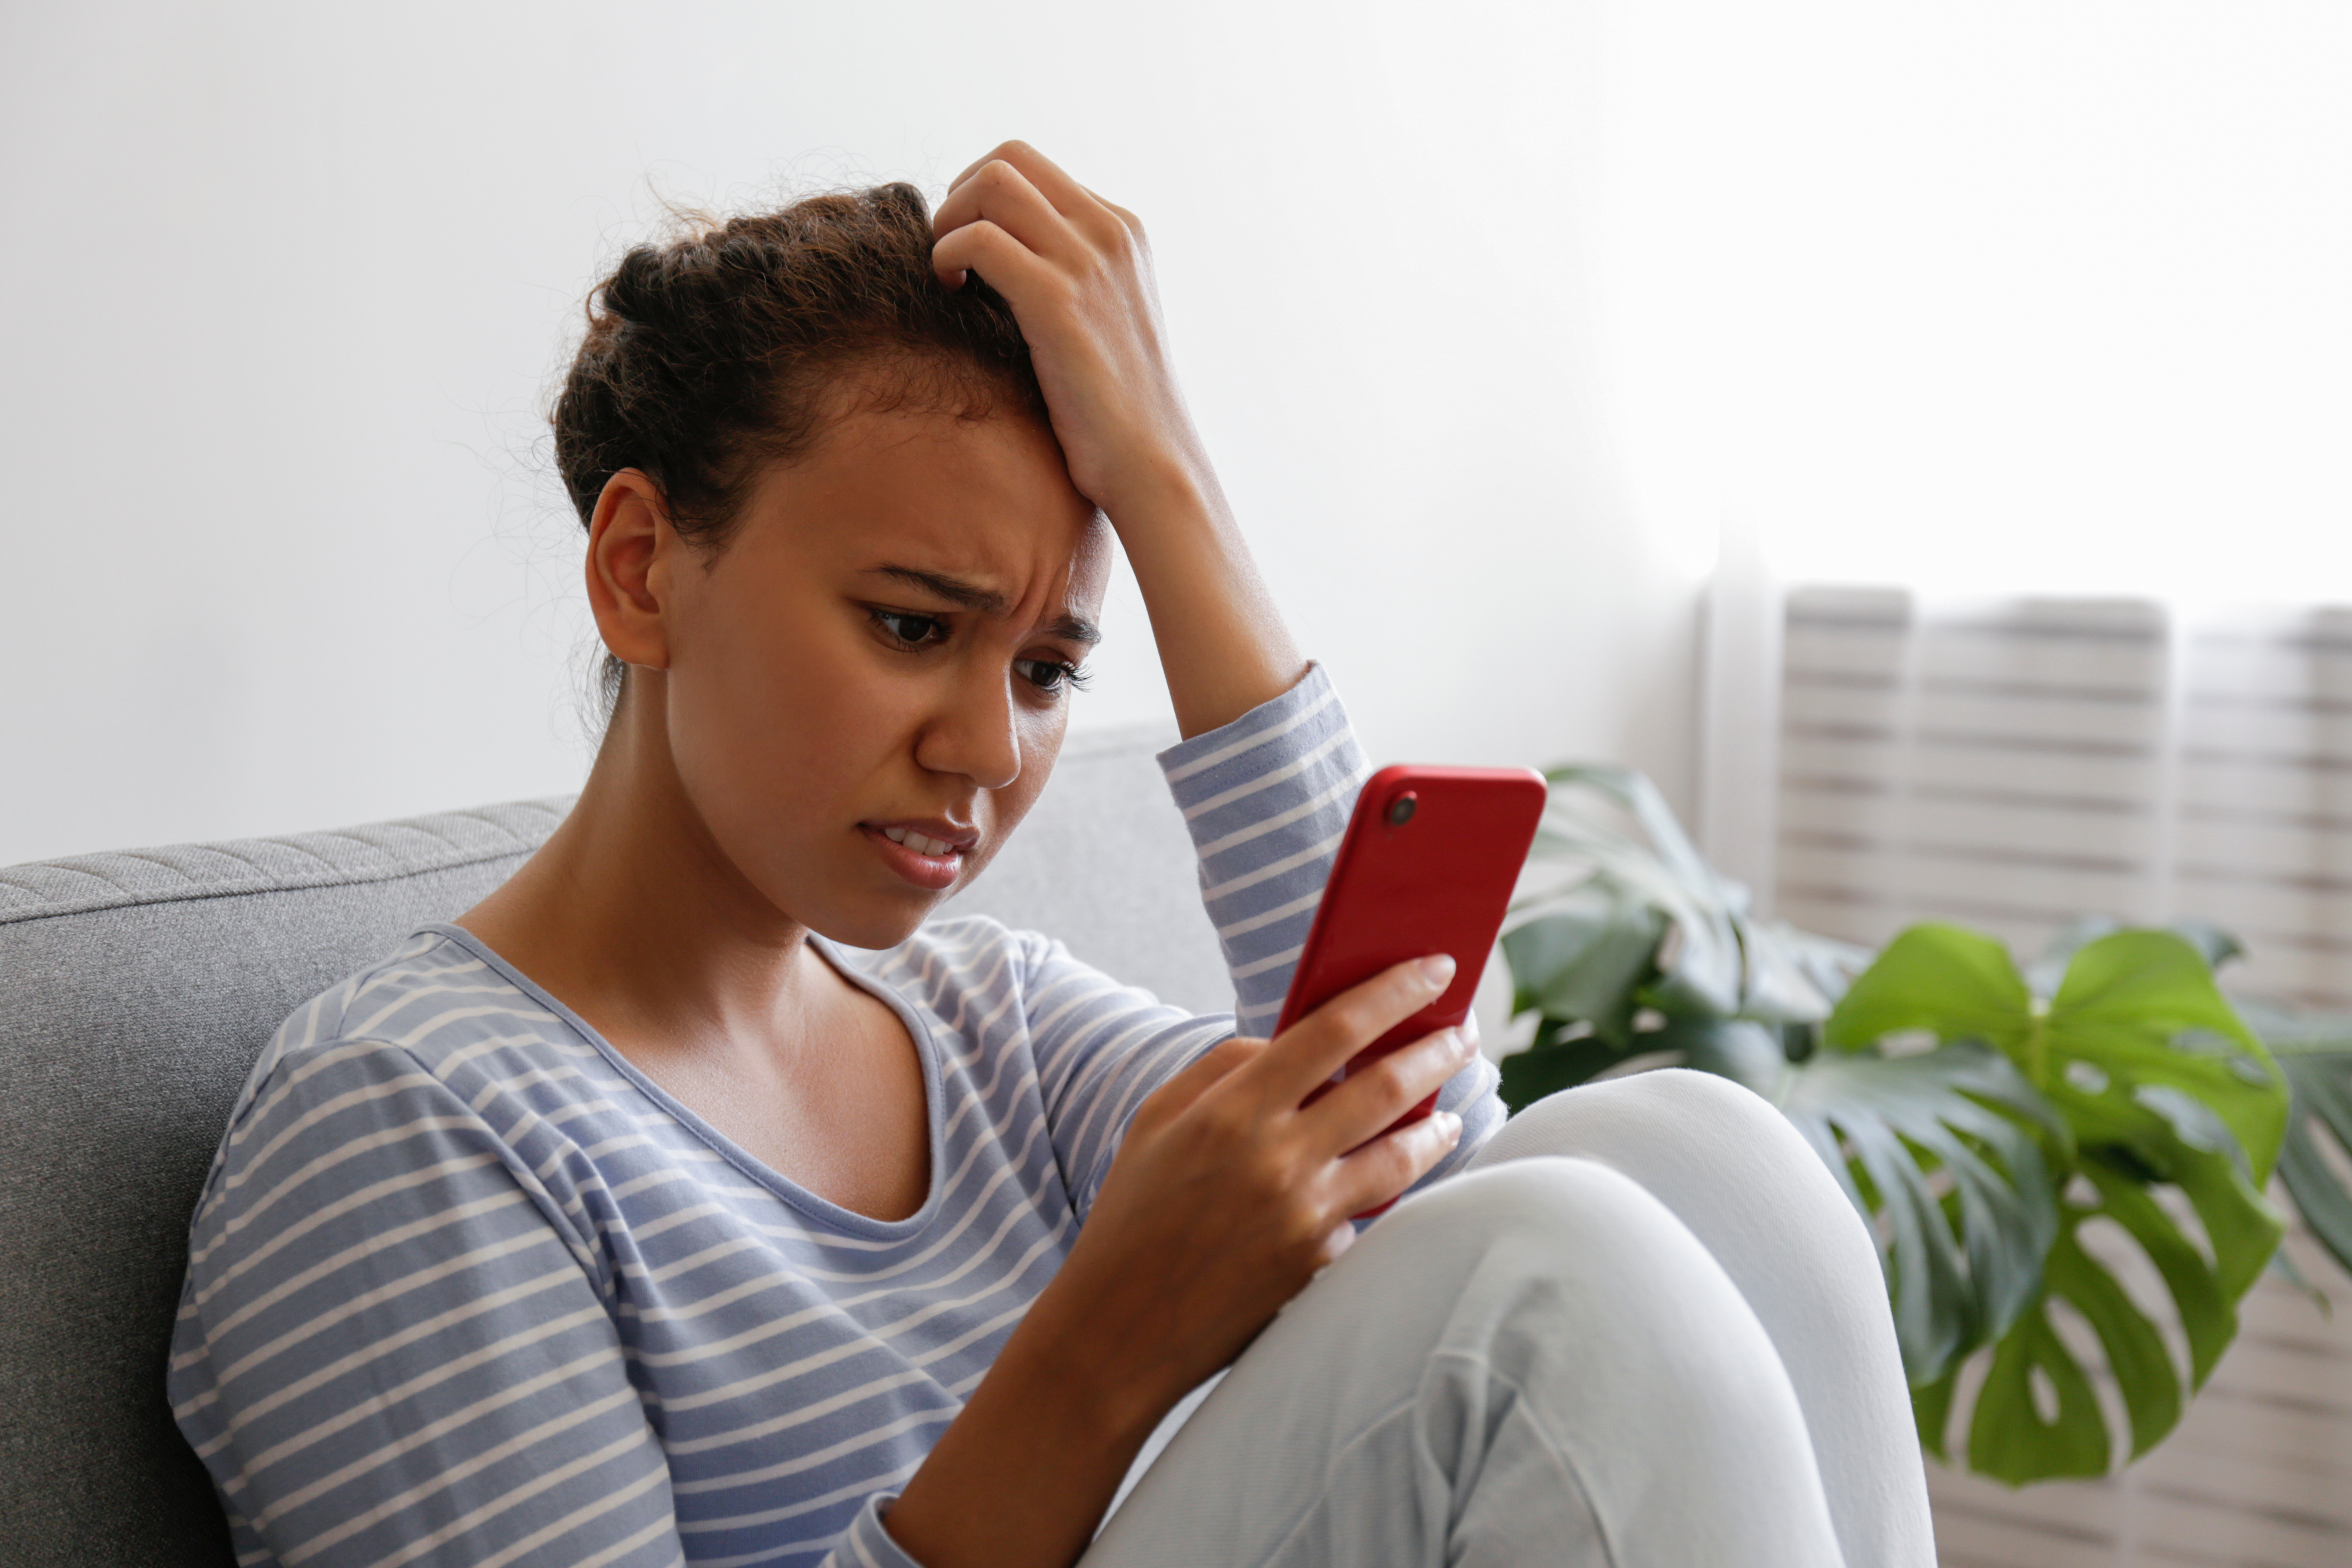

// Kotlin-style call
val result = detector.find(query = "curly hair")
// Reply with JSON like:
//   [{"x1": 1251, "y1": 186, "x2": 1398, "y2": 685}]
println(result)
[{"x1": 553, "y1": 181, "x2": 1047, "y2": 712}]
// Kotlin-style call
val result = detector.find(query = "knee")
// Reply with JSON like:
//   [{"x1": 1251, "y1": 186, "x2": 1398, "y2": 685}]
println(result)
[
  {"x1": 1595, "y1": 1066, "x2": 1795, "y2": 1148},
  {"x1": 1640, "y1": 1063, "x2": 1780, "y2": 1115},
  {"x1": 1372, "y1": 1155, "x2": 1777, "y2": 1384},
  {"x1": 1382, "y1": 1154, "x2": 1666, "y2": 1277},
  {"x1": 1477, "y1": 1065, "x2": 1812, "y2": 1175},
  {"x1": 1575, "y1": 1064, "x2": 1783, "y2": 1134}
]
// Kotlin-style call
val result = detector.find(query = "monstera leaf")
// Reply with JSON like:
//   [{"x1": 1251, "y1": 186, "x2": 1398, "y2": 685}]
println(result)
[
  {"x1": 2233, "y1": 1002, "x2": 2352, "y2": 1286},
  {"x1": 1778, "y1": 1041, "x2": 2063, "y2": 1381},
  {"x1": 1526, "y1": 766, "x2": 1746, "y2": 1019},
  {"x1": 1495, "y1": 762, "x2": 2324, "y2": 1488},
  {"x1": 1825, "y1": 924, "x2": 2290, "y2": 1480},
  {"x1": 1504, "y1": 768, "x2": 1868, "y2": 1059},
  {"x1": 1501, "y1": 876, "x2": 1666, "y2": 1046}
]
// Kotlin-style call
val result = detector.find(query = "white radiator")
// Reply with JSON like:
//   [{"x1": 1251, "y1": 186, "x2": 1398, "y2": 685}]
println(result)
[{"x1": 1767, "y1": 585, "x2": 2352, "y2": 1567}]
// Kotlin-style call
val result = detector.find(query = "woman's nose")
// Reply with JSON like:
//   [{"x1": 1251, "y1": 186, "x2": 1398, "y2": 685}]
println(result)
[{"x1": 914, "y1": 666, "x2": 1023, "y2": 792}]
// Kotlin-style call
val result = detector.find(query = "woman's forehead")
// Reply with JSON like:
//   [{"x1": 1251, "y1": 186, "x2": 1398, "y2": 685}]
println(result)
[{"x1": 737, "y1": 405, "x2": 1110, "y2": 614}]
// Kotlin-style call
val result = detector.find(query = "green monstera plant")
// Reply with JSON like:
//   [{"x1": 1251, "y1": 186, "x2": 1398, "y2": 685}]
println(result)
[{"x1": 1498, "y1": 765, "x2": 2352, "y2": 1486}]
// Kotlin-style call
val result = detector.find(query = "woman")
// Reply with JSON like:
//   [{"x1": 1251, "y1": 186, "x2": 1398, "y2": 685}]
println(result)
[{"x1": 170, "y1": 144, "x2": 1933, "y2": 1567}]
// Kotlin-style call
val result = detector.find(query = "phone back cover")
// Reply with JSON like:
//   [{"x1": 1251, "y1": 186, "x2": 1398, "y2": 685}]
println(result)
[{"x1": 1274, "y1": 764, "x2": 1549, "y2": 1056}]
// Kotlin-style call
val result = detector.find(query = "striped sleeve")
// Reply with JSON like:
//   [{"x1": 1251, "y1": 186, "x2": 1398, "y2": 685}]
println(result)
[
  {"x1": 169, "y1": 1040, "x2": 683, "y2": 1567},
  {"x1": 1158, "y1": 663, "x2": 1368, "y2": 1029},
  {"x1": 1029, "y1": 666, "x2": 1504, "y2": 1217},
  {"x1": 833, "y1": 1494, "x2": 928, "y2": 1568},
  {"x1": 1020, "y1": 932, "x2": 1233, "y2": 1222}
]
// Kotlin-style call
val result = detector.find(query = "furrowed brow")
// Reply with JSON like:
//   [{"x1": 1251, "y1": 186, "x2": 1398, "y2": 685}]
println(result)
[
  {"x1": 1044, "y1": 613, "x2": 1102, "y2": 647},
  {"x1": 868, "y1": 566, "x2": 1012, "y2": 616},
  {"x1": 869, "y1": 565, "x2": 1100, "y2": 645}
]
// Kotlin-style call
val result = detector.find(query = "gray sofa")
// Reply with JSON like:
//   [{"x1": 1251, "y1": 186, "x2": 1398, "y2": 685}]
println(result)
[{"x1": 0, "y1": 727, "x2": 1226, "y2": 1567}]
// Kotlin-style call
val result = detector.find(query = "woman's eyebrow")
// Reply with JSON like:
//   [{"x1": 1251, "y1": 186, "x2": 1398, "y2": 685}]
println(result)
[
  {"x1": 1042, "y1": 613, "x2": 1102, "y2": 647},
  {"x1": 867, "y1": 565, "x2": 1100, "y2": 645},
  {"x1": 869, "y1": 564, "x2": 1011, "y2": 613}
]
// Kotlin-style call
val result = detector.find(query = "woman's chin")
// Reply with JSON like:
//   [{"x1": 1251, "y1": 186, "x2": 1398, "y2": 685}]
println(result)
[
  {"x1": 785, "y1": 833, "x2": 1005, "y2": 953},
  {"x1": 804, "y1": 880, "x2": 956, "y2": 954}
]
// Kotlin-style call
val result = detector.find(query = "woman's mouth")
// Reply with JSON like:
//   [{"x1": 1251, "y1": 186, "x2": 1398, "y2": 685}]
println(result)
[
  {"x1": 862, "y1": 822, "x2": 974, "y2": 891},
  {"x1": 882, "y1": 826, "x2": 959, "y2": 856}
]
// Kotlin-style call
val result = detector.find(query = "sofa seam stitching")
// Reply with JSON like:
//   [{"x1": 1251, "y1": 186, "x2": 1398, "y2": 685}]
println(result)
[{"x1": 0, "y1": 840, "x2": 542, "y2": 927}]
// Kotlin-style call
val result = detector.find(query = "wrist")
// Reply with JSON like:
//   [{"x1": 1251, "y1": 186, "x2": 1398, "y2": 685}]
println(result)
[
  {"x1": 1093, "y1": 443, "x2": 1226, "y2": 542},
  {"x1": 995, "y1": 1273, "x2": 1177, "y2": 1451},
  {"x1": 1078, "y1": 427, "x2": 1305, "y2": 739},
  {"x1": 883, "y1": 1271, "x2": 1173, "y2": 1568}
]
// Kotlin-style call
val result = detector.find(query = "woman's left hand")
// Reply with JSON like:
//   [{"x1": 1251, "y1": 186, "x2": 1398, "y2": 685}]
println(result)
[{"x1": 930, "y1": 142, "x2": 1204, "y2": 528}]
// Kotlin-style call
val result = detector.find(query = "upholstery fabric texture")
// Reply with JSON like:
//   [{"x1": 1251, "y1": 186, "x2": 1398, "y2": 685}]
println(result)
[{"x1": 0, "y1": 726, "x2": 1217, "y2": 1568}]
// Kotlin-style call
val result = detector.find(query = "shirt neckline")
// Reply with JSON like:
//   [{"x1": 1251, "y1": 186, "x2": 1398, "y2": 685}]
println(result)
[{"x1": 414, "y1": 921, "x2": 953, "y2": 1243}]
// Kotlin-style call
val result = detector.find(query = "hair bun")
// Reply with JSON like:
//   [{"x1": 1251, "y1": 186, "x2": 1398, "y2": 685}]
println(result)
[{"x1": 597, "y1": 245, "x2": 677, "y2": 325}]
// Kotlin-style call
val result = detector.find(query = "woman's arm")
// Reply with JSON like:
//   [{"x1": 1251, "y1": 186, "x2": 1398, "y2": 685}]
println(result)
[
  {"x1": 880, "y1": 956, "x2": 1472, "y2": 1568},
  {"x1": 930, "y1": 141, "x2": 1305, "y2": 739},
  {"x1": 172, "y1": 1043, "x2": 682, "y2": 1566}
]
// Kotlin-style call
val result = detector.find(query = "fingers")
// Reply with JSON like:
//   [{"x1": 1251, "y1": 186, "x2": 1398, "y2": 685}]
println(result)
[
  {"x1": 1254, "y1": 954, "x2": 1456, "y2": 1106},
  {"x1": 1136, "y1": 1035, "x2": 1263, "y2": 1129},
  {"x1": 938, "y1": 142, "x2": 1136, "y2": 269},
  {"x1": 947, "y1": 140, "x2": 1093, "y2": 218},
  {"x1": 1302, "y1": 1020, "x2": 1477, "y2": 1152},
  {"x1": 930, "y1": 219, "x2": 1055, "y2": 294},
  {"x1": 949, "y1": 142, "x2": 1024, "y2": 192},
  {"x1": 1333, "y1": 1108, "x2": 1465, "y2": 1217},
  {"x1": 932, "y1": 158, "x2": 1086, "y2": 270},
  {"x1": 1081, "y1": 187, "x2": 1144, "y2": 239}
]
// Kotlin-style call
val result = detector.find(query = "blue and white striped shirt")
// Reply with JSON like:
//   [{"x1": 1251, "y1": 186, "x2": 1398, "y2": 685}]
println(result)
[{"x1": 169, "y1": 668, "x2": 1504, "y2": 1567}]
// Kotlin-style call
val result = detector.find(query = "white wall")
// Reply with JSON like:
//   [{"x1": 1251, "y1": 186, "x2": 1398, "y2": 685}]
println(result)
[
  {"x1": 0, "y1": 0, "x2": 1707, "y2": 867},
  {"x1": 1609, "y1": 1, "x2": 2352, "y2": 605}
]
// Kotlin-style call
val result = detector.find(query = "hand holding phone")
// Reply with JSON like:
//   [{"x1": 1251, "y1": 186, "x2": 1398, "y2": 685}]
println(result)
[{"x1": 1275, "y1": 764, "x2": 1547, "y2": 1211}]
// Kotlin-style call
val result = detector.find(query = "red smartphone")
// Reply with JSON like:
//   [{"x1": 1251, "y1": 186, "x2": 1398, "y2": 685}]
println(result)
[{"x1": 1277, "y1": 764, "x2": 1549, "y2": 1211}]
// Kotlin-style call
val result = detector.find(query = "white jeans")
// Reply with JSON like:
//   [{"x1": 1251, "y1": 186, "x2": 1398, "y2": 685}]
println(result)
[{"x1": 1085, "y1": 1070, "x2": 1935, "y2": 1568}]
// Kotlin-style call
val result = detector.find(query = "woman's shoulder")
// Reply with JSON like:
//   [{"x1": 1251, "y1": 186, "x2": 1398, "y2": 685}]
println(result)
[
  {"x1": 248, "y1": 927, "x2": 574, "y2": 1086},
  {"x1": 208, "y1": 928, "x2": 601, "y2": 1188},
  {"x1": 191, "y1": 928, "x2": 628, "y2": 1250}
]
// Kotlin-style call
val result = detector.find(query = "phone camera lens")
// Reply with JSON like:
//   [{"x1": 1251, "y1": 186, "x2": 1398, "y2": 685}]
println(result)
[{"x1": 1387, "y1": 792, "x2": 1418, "y2": 826}]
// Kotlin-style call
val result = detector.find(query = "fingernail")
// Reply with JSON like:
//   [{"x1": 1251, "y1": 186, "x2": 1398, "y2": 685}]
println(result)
[
  {"x1": 1437, "y1": 1110, "x2": 1463, "y2": 1143},
  {"x1": 1418, "y1": 954, "x2": 1457, "y2": 989},
  {"x1": 1451, "y1": 1027, "x2": 1476, "y2": 1058}
]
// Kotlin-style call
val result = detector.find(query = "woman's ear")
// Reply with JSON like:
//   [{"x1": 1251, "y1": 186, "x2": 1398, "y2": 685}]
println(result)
[{"x1": 585, "y1": 470, "x2": 676, "y2": 673}]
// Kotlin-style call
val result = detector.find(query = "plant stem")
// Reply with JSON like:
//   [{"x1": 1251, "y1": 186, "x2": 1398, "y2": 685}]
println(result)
[{"x1": 2026, "y1": 999, "x2": 2052, "y2": 1091}]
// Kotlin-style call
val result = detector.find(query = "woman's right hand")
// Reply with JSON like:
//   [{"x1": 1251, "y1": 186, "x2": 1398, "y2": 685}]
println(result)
[
  {"x1": 1040, "y1": 952, "x2": 1476, "y2": 1427},
  {"x1": 931, "y1": 141, "x2": 1308, "y2": 742},
  {"x1": 882, "y1": 954, "x2": 1475, "y2": 1568}
]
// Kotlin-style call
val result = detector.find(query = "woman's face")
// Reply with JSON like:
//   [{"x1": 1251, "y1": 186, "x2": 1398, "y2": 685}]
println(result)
[{"x1": 648, "y1": 399, "x2": 1110, "y2": 949}]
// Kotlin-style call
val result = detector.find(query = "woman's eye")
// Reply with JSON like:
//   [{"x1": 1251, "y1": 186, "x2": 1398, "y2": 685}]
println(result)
[
  {"x1": 871, "y1": 609, "x2": 948, "y2": 647},
  {"x1": 1016, "y1": 658, "x2": 1091, "y2": 695}
]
